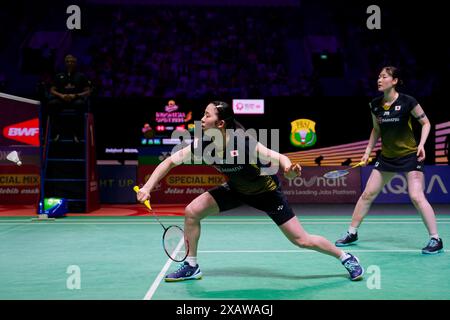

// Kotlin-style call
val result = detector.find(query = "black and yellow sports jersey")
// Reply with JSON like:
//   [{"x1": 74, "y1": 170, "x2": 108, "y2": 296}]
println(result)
[
  {"x1": 370, "y1": 93, "x2": 419, "y2": 158},
  {"x1": 190, "y1": 131, "x2": 279, "y2": 195}
]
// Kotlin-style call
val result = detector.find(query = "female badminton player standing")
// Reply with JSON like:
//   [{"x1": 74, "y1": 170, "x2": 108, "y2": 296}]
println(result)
[
  {"x1": 335, "y1": 66, "x2": 443, "y2": 254},
  {"x1": 137, "y1": 101, "x2": 364, "y2": 282}
]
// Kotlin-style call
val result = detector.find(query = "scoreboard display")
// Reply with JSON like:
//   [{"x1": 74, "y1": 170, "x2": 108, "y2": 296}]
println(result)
[{"x1": 141, "y1": 100, "x2": 195, "y2": 146}]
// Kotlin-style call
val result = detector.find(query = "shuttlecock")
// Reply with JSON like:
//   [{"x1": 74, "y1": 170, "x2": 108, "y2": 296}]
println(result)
[{"x1": 6, "y1": 151, "x2": 22, "y2": 166}]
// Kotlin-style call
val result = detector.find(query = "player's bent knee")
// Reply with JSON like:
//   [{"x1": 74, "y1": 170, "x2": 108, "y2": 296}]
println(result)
[
  {"x1": 184, "y1": 205, "x2": 200, "y2": 221},
  {"x1": 184, "y1": 204, "x2": 207, "y2": 222},
  {"x1": 297, "y1": 239, "x2": 312, "y2": 248},
  {"x1": 293, "y1": 235, "x2": 312, "y2": 248},
  {"x1": 409, "y1": 193, "x2": 425, "y2": 206}
]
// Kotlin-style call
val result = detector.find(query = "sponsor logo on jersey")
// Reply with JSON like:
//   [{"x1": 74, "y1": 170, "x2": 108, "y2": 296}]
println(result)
[{"x1": 380, "y1": 118, "x2": 400, "y2": 123}]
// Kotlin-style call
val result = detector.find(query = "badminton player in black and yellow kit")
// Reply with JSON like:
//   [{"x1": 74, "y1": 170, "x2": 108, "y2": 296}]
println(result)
[
  {"x1": 336, "y1": 67, "x2": 443, "y2": 254},
  {"x1": 137, "y1": 101, "x2": 364, "y2": 281}
]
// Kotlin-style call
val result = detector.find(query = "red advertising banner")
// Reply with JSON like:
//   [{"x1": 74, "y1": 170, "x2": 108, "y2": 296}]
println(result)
[
  {"x1": 1, "y1": 93, "x2": 41, "y2": 205},
  {"x1": 277, "y1": 166, "x2": 361, "y2": 203},
  {"x1": 138, "y1": 165, "x2": 226, "y2": 204},
  {"x1": 0, "y1": 165, "x2": 40, "y2": 204},
  {"x1": 0, "y1": 93, "x2": 40, "y2": 146},
  {"x1": 86, "y1": 113, "x2": 100, "y2": 212}
]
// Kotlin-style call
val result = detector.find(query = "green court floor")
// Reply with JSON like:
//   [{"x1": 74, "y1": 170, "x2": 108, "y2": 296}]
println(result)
[{"x1": 0, "y1": 215, "x2": 449, "y2": 300}]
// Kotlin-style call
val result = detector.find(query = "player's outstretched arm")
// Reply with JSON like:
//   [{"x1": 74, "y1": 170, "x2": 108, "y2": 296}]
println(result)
[
  {"x1": 255, "y1": 142, "x2": 301, "y2": 179},
  {"x1": 138, "y1": 145, "x2": 191, "y2": 202}
]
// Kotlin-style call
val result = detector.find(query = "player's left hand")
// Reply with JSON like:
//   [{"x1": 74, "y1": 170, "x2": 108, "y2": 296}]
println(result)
[
  {"x1": 284, "y1": 163, "x2": 302, "y2": 179},
  {"x1": 417, "y1": 144, "x2": 426, "y2": 162}
]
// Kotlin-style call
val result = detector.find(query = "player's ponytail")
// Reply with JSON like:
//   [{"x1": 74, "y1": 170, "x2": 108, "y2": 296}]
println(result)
[{"x1": 212, "y1": 101, "x2": 245, "y2": 130}]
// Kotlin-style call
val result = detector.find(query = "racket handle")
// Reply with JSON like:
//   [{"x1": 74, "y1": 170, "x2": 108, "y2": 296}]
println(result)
[
  {"x1": 356, "y1": 157, "x2": 373, "y2": 167},
  {"x1": 133, "y1": 186, "x2": 152, "y2": 210}
]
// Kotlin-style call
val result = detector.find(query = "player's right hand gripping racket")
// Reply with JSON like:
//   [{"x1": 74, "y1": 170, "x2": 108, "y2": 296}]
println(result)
[
  {"x1": 134, "y1": 186, "x2": 189, "y2": 262},
  {"x1": 323, "y1": 158, "x2": 372, "y2": 179}
]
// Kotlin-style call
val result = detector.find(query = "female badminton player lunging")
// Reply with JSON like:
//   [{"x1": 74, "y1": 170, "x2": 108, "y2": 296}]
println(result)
[
  {"x1": 335, "y1": 66, "x2": 443, "y2": 254},
  {"x1": 137, "y1": 101, "x2": 364, "y2": 281}
]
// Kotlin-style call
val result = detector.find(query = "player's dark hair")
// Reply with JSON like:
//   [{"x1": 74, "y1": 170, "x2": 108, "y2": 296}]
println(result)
[
  {"x1": 382, "y1": 66, "x2": 404, "y2": 87},
  {"x1": 211, "y1": 101, "x2": 245, "y2": 130}
]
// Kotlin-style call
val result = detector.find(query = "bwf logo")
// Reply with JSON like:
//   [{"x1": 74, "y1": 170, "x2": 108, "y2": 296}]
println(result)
[
  {"x1": 3, "y1": 118, "x2": 39, "y2": 146},
  {"x1": 8, "y1": 128, "x2": 38, "y2": 136}
]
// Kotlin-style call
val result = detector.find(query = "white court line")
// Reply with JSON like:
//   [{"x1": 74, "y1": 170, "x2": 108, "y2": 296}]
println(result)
[
  {"x1": 2, "y1": 218, "x2": 450, "y2": 223},
  {"x1": 144, "y1": 247, "x2": 449, "y2": 298},
  {"x1": 2, "y1": 221, "x2": 450, "y2": 225},
  {"x1": 198, "y1": 249, "x2": 450, "y2": 253},
  {"x1": 143, "y1": 237, "x2": 185, "y2": 300}
]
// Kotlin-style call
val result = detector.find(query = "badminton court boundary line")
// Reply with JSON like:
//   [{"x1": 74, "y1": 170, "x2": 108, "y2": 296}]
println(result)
[
  {"x1": 197, "y1": 249, "x2": 449, "y2": 253},
  {"x1": 2, "y1": 221, "x2": 450, "y2": 225},
  {"x1": 143, "y1": 237, "x2": 185, "y2": 300},
  {"x1": 2, "y1": 217, "x2": 450, "y2": 223}
]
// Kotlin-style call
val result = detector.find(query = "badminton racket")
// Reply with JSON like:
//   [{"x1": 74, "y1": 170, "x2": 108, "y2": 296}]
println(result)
[
  {"x1": 133, "y1": 186, "x2": 189, "y2": 262},
  {"x1": 323, "y1": 158, "x2": 372, "y2": 179}
]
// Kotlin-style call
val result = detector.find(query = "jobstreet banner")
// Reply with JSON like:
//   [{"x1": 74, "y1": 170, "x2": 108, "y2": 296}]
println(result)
[
  {"x1": 361, "y1": 166, "x2": 450, "y2": 203},
  {"x1": 278, "y1": 166, "x2": 361, "y2": 203}
]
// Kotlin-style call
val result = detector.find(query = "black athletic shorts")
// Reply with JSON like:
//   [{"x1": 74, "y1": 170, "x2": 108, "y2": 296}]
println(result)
[
  {"x1": 208, "y1": 183, "x2": 295, "y2": 226},
  {"x1": 374, "y1": 152, "x2": 424, "y2": 173}
]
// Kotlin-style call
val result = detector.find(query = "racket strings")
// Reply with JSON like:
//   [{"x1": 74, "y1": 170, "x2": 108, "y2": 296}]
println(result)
[
  {"x1": 134, "y1": 186, "x2": 188, "y2": 262},
  {"x1": 164, "y1": 226, "x2": 188, "y2": 262},
  {"x1": 324, "y1": 170, "x2": 349, "y2": 179},
  {"x1": 323, "y1": 158, "x2": 371, "y2": 179}
]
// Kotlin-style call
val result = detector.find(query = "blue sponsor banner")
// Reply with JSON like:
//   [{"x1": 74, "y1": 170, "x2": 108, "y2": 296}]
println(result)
[
  {"x1": 138, "y1": 146, "x2": 175, "y2": 165},
  {"x1": 361, "y1": 166, "x2": 450, "y2": 203},
  {"x1": 138, "y1": 146, "x2": 174, "y2": 156},
  {"x1": 98, "y1": 165, "x2": 137, "y2": 203}
]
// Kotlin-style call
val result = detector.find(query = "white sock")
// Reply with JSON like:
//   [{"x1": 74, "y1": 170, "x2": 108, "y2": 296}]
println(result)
[
  {"x1": 186, "y1": 256, "x2": 197, "y2": 267},
  {"x1": 430, "y1": 234, "x2": 440, "y2": 240},
  {"x1": 339, "y1": 252, "x2": 350, "y2": 262},
  {"x1": 348, "y1": 226, "x2": 358, "y2": 235}
]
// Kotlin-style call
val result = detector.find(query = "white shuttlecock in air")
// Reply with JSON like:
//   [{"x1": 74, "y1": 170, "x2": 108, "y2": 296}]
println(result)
[{"x1": 6, "y1": 151, "x2": 22, "y2": 166}]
